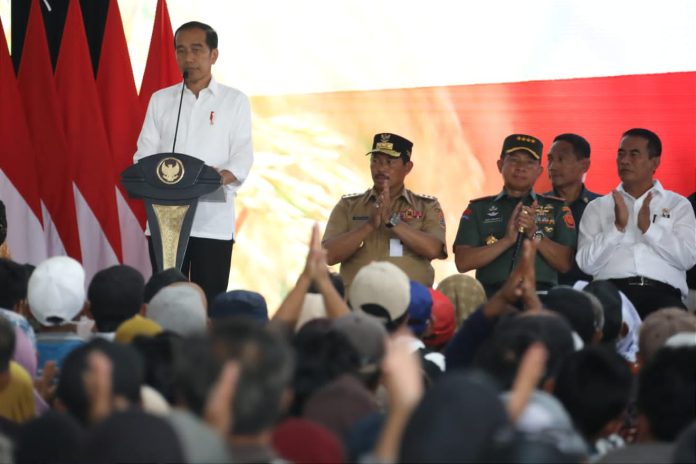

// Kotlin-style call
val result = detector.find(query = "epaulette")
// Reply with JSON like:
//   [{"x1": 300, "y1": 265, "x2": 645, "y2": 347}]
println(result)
[
  {"x1": 341, "y1": 192, "x2": 363, "y2": 199},
  {"x1": 538, "y1": 194, "x2": 565, "y2": 202},
  {"x1": 469, "y1": 195, "x2": 495, "y2": 203},
  {"x1": 414, "y1": 193, "x2": 438, "y2": 201}
]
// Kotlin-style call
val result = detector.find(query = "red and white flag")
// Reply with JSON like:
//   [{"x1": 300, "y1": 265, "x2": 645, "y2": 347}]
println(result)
[
  {"x1": 139, "y1": 0, "x2": 181, "y2": 110},
  {"x1": 97, "y1": 0, "x2": 151, "y2": 279},
  {"x1": 17, "y1": 0, "x2": 81, "y2": 262},
  {"x1": 55, "y1": 0, "x2": 122, "y2": 280},
  {"x1": 0, "y1": 17, "x2": 46, "y2": 265}
]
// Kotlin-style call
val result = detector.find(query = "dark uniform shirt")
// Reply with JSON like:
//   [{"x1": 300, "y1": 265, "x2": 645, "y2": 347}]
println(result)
[
  {"x1": 543, "y1": 184, "x2": 601, "y2": 286},
  {"x1": 454, "y1": 189, "x2": 577, "y2": 294},
  {"x1": 323, "y1": 188, "x2": 447, "y2": 289}
]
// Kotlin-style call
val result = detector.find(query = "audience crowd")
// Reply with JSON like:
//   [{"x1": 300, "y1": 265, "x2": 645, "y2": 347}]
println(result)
[{"x1": 0, "y1": 221, "x2": 695, "y2": 463}]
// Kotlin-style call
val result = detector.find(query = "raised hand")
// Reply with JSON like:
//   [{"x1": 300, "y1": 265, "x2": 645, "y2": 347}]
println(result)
[
  {"x1": 82, "y1": 351, "x2": 113, "y2": 424},
  {"x1": 504, "y1": 202, "x2": 524, "y2": 244},
  {"x1": 516, "y1": 201, "x2": 538, "y2": 238},
  {"x1": 612, "y1": 190, "x2": 628, "y2": 232},
  {"x1": 499, "y1": 239, "x2": 541, "y2": 311},
  {"x1": 204, "y1": 361, "x2": 240, "y2": 439},
  {"x1": 380, "y1": 182, "x2": 392, "y2": 222},
  {"x1": 637, "y1": 191, "x2": 653, "y2": 234},
  {"x1": 507, "y1": 342, "x2": 548, "y2": 422},
  {"x1": 302, "y1": 223, "x2": 328, "y2": 281},
  {"x1": 35, "y1": 361, "x2": 58, "y2": 404}
]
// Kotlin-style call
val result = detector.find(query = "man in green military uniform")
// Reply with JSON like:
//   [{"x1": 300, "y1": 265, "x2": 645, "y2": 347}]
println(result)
[
  {"x1": 454, "y1": 134, "x2": 576, "y2": 297},
  {"x1": 323, "y1": 133, "x2": 447, "y2": 289}
]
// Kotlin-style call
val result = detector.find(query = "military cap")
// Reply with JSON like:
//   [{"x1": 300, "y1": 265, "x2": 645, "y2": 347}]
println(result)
[
  {"x1": 365, "y1": 133, "x2": 413, "y2": 160},
  {"x1": 501, "y1": 134, "x2": 543, "y2": 160}
]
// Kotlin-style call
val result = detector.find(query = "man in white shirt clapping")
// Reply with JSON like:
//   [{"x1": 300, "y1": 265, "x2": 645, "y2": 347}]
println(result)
[{"x1": 576, "y1": 128, "x2": 696, "y2": 318}]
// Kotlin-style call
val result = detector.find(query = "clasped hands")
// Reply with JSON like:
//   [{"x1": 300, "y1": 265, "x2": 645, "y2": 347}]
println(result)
[{"x1": 613, "y1": 190, "x2": 652, "y2": 234}]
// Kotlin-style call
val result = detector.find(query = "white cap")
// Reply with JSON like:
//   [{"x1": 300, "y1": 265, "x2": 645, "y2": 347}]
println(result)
[{"x1": 28, "y1": 257, "x2": 85, "y2": 326}]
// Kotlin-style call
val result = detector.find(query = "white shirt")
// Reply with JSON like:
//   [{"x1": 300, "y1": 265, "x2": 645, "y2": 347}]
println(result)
[
  {"x1": 577, "y1": 180, "x2": 696, "y2": 298},
  {"x1": 574, "y1": 280, "x2": 641, "y2": 363},
  {"x1": 134, "y1": 77, "x2": 253, "y2": 240}
]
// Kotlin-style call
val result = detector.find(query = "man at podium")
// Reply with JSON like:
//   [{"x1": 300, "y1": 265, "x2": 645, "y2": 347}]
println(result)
[{"x1": 134, "y1": 21, "x2": 253, "y2": 304}]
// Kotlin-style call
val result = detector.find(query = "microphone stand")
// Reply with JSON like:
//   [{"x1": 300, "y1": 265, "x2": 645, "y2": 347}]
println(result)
[{"x1": 172, "y1": 70, "x2": 189, "y2": 153}]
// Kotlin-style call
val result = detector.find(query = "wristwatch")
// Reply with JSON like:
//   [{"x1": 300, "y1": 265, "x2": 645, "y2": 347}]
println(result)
[
  {"x1": 532, "y1": 230, "x2": 544, "y2": 242},
  {"x1": 385, "y1": 212, "x2": 401, "y2": 228}
]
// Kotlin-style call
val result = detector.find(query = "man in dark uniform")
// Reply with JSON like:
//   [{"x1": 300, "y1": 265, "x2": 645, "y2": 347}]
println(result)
[
  {"x1": 454, "y1": 134, "x2": 576, "y2": 297},
  {"x1": 322, "y1": 133, "x2": 447, "y2": 289},
  {"x1": 544, "y1": 133, "x2": 600, "y2": 286}
]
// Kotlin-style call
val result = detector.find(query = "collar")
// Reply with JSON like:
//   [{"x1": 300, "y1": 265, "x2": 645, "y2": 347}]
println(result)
[
  {"x1": 205, "y1": 75, "x2": 219, "y2": 95},
  {"x1": 185, "y1": 75, "x2": 219, "y2": 96},
  {"x1": 367, "y1": 187, "x2": 414, "y2": 206},
  {"x1": 552, "y1": 184, "x2": 591, "y2": 204},
  {"x1": 617, "y1": 180, "x2": 663, "y2": 199},
  {"x1": 494, "y1": 188, "x2": 537, "y2": 202}
]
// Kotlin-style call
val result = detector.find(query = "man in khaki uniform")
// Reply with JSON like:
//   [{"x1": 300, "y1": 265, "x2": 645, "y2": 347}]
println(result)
[{"x1": 323, "y1": 133, "x2": 447, "y2": 289}]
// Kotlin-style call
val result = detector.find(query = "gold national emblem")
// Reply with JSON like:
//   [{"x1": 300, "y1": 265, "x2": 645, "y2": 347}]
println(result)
[
  {"x1": 485, "y1": 235, "x2": 498, "y2": 246},
  {"x1": 156, "y1": 157, "x2": 185, "y2": 185}
]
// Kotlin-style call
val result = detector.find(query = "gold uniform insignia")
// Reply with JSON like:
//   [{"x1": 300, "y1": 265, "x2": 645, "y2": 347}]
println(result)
[{"x1": 485, "y1": 235, "x2": 498, "y2": 246}]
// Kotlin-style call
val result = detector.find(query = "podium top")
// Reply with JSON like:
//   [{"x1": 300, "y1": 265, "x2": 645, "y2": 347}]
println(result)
[{"x1": 121, "y1": 153, "x2": 222, "y2": 201}]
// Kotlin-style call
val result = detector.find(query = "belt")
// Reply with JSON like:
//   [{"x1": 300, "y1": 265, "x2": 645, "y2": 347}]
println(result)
[{"x1": 610, "y1": 276, "x2": 679, "y2": 294}]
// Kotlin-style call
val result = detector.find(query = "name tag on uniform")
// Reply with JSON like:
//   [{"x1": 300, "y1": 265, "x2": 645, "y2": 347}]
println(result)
[{"x1": 389, "y1": 238, "x2": 403, "y2": 257}]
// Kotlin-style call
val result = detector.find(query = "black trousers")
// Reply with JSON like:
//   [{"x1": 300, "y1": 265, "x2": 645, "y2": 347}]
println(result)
[
  {"x1": 148, "y1": 236, "x2": 234, "y2": 305},
  {"x1": 610, "y1": 279, "x2": 686, "y2": 320}
]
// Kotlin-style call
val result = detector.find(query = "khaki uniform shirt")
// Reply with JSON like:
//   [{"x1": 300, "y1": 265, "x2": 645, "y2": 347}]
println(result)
[
  {"x1": 454, "y1": 189, "x2": 577, "y2": 289},
  {"x1": 323, "y1": 188, "x2": 447, "y2": 288}
]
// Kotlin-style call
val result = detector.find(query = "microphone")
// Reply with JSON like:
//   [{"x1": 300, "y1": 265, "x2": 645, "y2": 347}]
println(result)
[
  {"x1": 509, "y1": 199, "x2": 531, "y2": 273},
  {"x1": 171, "y1": 70, "x2": 189, "y2": 153}
]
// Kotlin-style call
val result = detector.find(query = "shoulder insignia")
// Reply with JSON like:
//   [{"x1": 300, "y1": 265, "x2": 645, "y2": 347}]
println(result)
[
  {"x1": 414, "y1": 193, "x2": 438, "y2": 201},
  {"x1": 469, "y1": 195, "x2": 495, "y2": 203},
  {"x1": 341, "y1": 192, "x2": 363, "y2": 199}
]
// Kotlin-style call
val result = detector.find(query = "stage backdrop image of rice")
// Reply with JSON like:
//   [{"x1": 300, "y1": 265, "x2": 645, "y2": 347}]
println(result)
[{"x1": 1, "y1": 0, "x2": 694, "y2": 310}]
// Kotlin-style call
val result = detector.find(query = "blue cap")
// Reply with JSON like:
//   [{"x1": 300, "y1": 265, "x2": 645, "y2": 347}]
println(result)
[
  {"x1": 407, "y1": 281, "x2": 432, "y2": 336},
  {"x1": 210, "y1": 290, "x2": 268, "y2": 322}
]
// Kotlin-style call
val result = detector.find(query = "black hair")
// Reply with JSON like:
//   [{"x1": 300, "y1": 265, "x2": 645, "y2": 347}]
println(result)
[
  {"x1": 583, "y1": 280, "x2": 622, "y2": 344},
  {"x1": 541, "y1": 287, "x2": 597, "y2": 345},
  {"x1": 637, "y1": 346, "x2": 696, "y2": 441},
  {"x1": 307, "y1": 272, "x2": 345, "y2": 298},
  {"x1": 174, "y1": 21, "x2": 218, "y2": 50},
  {"x1": 144, "y1": 268, "x2": 187, "y2": 303},
  {"x1": 399, "y1": 371, "x2": 508, "y2": 463},
  {"x1": 554, "y1": 346, "x2": 632, "y2": 439},
  {"x1": 0, "y1": 200, "x2": 6, "y2": 244},
  {"x1": 0, "y1": 317, "x2": 15, "y2": 372},
  {"x1": 88, "y1": 265, "x2": 145, "y2": 332},
  {"x1": 131, "y1": 331, "x2": 183, "y2": 405},
  {"x1": 289, "y1": 323, "x2": 360, "y2": 416},
  {"x1": 0, "y1": 259, "x2": 30, "y2": 310},
  {"x1": 553, "y1": 133, "x2": 591, "y2": 159},
  {"x1": 211, "y1": 319, "x2": 295, "y2": 435},
  {"x1": 474, "y1": 313, "x2": 575, "y2": 390},
  {"x1": 622, "y1": 128, "x2": 662, "y2": 158},
  {"x1": 14, "y1": 411, "x2": 84, "y2": 464},
  {"x1": 673, "y1": 420, "x2": 696, "y2": 464},
  {"x1": 172, "y1": 335, "x2": 222, "y2": 417},
  {"x1": 56, "y1": 339, "x2": 144, "y2": 426}
]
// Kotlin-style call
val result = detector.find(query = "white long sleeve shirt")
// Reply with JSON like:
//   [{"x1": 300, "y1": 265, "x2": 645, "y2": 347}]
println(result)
[
  {"x1": 134, "y1": 77, "x2": 253, "y2": 240},
  {"x1": 577, "y1": 181, "x2": 696, "y2": 298}
]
